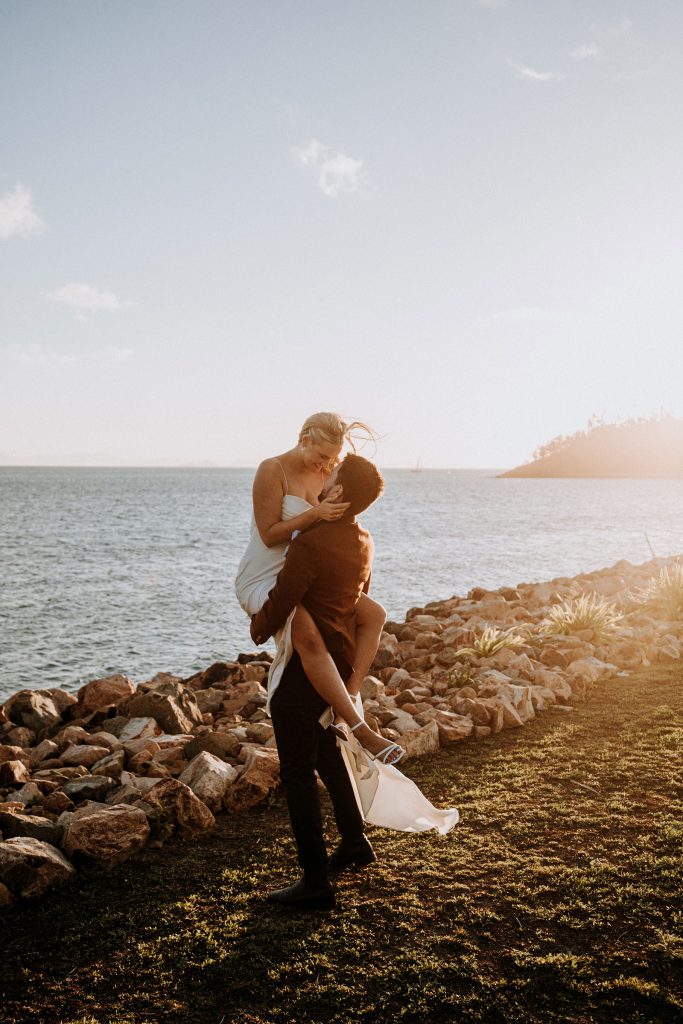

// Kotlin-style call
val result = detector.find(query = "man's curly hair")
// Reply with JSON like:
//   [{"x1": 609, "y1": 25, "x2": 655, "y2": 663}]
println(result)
[{"x1": 335, "y1": 453, "x2": 384, "y2": 516}]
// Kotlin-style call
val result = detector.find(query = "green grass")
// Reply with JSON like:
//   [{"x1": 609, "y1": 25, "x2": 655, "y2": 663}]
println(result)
[{"x1": 1, "y1": 665, "x2": 682, "y2": 1024}]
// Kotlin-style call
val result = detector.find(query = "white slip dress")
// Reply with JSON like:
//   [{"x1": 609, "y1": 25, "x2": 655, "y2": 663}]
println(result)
[
  {"x1": 234, "y1": 492, "x2": 309, "y2": 710},
  {"x1": 234, "y1": 489, "x2": 459, "y2": 835}
]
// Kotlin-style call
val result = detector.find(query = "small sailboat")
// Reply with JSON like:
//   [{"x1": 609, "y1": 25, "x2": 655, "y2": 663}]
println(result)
[{"x1": 411, "y1": 457, "x2": 423, "y2": 473}]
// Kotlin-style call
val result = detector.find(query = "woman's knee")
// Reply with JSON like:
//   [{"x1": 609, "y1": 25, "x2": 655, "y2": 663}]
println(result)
[
  {"x1": 358, "y1": 593, "x2": 386, "y2": 629},
  {"x1": 368, "y1": 600, "x2": 387, "y2": 629}
]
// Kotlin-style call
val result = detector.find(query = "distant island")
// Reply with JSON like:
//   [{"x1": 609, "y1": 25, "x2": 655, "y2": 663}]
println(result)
[{"x1": 500, "y1": 414, "x2": 683, "y2": 478}]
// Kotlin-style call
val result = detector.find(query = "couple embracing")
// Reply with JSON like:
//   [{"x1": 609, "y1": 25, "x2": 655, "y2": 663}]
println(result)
[{"x1": 235, "y1": 412, "x2": 458, "y2": 911}]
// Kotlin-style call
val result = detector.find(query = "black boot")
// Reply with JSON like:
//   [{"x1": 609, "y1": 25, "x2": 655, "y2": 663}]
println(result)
[
  {"x1": 267, "y1": 874, "x2": 336, "y2": 911},
  {"x1": 328, "y1": 836, "x2": 376, "y2": 873}
]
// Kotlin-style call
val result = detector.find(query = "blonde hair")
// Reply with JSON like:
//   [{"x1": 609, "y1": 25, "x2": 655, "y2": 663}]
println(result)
[{"x1": 298, "y1": 412, "x2": 378, "y2": 453}]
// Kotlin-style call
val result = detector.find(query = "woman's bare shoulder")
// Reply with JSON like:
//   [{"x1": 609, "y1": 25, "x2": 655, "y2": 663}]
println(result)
[
  {"x1": 253, "y1": 457, "x2": 287, "y2": 496},
  {"x1": 255, "y1": 457, "x2": 280, "y2": 474},
  {"x1": 255, "y1": 456, "x2": 289, "y2": 479}
]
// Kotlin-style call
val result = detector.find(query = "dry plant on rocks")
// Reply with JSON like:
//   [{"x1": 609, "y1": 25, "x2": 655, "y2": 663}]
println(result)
[
  {"x1": 515, "y1": 626, "x2": 546, "y2": 652},
  {"x1": 447, "y1": 661, "x2": 476, "y2": 688},
  {"x1": 455, "y1": 625, "x2": 528, "y2": 660},
  {"x1": 539, "y1": 593, "x2": 623, "y2": 643},
  {"x1": 638, "y1": 562, "x2": 683, "y2": 620}
]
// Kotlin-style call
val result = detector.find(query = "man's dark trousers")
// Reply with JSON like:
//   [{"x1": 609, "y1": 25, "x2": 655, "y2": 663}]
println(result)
[{"x1": 270, "y1": 652, "x2": 366, "y2": 885}]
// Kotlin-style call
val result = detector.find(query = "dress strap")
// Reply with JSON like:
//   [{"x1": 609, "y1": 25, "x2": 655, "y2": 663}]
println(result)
[{"x1": 274, "y1": 458, "x2": 289, "y2": 493}]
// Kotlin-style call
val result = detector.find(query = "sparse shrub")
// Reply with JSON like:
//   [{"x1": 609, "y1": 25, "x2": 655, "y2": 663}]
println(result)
[
  {"x1": 455, "y1": 625, "x2": 527, "y2": 660},
  {"x1": 539, "y1": 593, "x2": 622, "y2": 642},
  {"x1": 516, "y1": 626, "x2": 545, "y2": 652},
  {"x1": 142, "y1": 799, "x2": 174, "y2": 843},
  {"x1": 447, "y1": 661, "x2": 475, "y2": 687},
  {"x1": 639, "y1": 562, "x2": 683, "y2": 620}
]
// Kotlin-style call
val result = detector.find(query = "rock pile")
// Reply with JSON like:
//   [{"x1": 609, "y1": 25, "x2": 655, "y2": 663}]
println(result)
[
  {"x1": 1, "y1": 555, "x2": 681, "y2": 907},
  {"x1": 0, "y1": 662, "x2": 280, "y2": 905}
]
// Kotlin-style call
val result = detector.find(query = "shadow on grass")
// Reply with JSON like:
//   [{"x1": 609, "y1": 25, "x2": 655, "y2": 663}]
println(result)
[{"x1": 1, "y1": 665, "x2": 682, "y2": 1023}]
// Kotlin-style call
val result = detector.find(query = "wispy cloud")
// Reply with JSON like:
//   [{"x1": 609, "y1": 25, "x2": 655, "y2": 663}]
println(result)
[
  {"x1": 2, "y1": 344, "x2": 76, "y2": 367},
  {"x1": 0, "y1": 183, "x2": 45, "y2": 240},
  {"x1": 97, "y1": 345, "x2": 133, "y2": 363},
  {"x1": 570, "y1": 42, "x2": 607, "y2": 62},
  {"x1": 2, "y1": 342, "x2": 133, "y2": 366},
  {"x1": 292, "y1": 139, "x2": 366, "y2": 198},
  {"x1": 478, "y1": 306, "x2": 554, "y2": 328},
  {"x1": 583, "y1": 16, "x2": 668, "y2": 81},
  {"x1": 507, "y1": 60, "x2": 566, "y2": 82},
  {"x1": 47, "y1": 282, "x2": 129, "y2": 321},
  {"x1": 589, "y1": 17, "x2": 633, "y2": 37}
]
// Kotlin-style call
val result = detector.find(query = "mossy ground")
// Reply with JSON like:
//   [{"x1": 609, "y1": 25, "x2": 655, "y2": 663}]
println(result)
[{"x1": 1, "y1": 665, "x2": 682, "y2": 1024}]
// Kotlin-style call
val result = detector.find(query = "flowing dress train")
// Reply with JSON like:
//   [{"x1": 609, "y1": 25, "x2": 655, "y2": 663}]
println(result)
[{"x1": 337, "y1": 695, "x2": 458, "y2": 834}]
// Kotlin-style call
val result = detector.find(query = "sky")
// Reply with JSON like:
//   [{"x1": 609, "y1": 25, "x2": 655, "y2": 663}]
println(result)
[{"x1": 1, "y1": 0, "x2": 682, "y2": 469}]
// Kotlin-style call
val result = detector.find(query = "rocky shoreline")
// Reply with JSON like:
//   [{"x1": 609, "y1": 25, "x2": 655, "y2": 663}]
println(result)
[{"x1": 1, "y1": 554, "x2": 681, "y2": 909}]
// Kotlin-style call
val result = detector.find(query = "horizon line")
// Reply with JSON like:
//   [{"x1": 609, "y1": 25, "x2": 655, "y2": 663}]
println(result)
[{"x1": 0, "y1": 462, "x2": 509, "y2": 472}]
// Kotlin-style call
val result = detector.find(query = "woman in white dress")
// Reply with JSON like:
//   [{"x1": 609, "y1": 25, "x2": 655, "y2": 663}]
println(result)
[{"x1": 235, "y1": 412, "x2": 406, "y2": 764}]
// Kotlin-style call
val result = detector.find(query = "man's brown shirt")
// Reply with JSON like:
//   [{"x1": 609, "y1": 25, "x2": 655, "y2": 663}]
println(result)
[{"x1": 251, "y1": 517, "x2": 373, "y2": 679}]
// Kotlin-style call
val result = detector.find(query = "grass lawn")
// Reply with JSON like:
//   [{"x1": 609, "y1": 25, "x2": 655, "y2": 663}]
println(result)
[{"x1": 1, "y1": 664, "x2": 682, "y2": 1024}]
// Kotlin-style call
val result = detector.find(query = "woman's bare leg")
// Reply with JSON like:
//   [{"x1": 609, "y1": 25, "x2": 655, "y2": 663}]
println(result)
[
  {"x1": 331, "y1": 593, "x2": 386, "y2": 737},
  {"x1": 346, "y1": 593, "x2": 386, "y2": 697},
  {"x1": 290, "y1": 605, "x2": 402, "y2": 762}
]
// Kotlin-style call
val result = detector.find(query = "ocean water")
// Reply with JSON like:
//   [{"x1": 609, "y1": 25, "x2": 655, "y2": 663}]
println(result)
[{"x1": 1, "y1": 467, "x2": 681, "y2": 701}]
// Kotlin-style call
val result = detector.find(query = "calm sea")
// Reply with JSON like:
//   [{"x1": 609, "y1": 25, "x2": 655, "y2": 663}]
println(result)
[{"x1": 1, "y1": 467, "x2": 681, "y2": 701}]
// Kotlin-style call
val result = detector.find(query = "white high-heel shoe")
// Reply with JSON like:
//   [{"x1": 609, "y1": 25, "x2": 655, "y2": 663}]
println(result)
[{"x1": 349, "y1": 720, "x2": 406, "y2": 766}]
